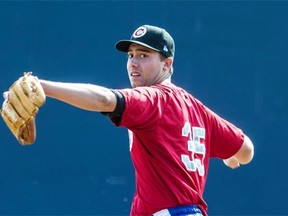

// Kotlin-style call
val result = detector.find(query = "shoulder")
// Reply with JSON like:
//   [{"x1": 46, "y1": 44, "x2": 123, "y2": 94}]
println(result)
[{"x1": 117, "y1": 85, "x2": 169, "y2": 100}]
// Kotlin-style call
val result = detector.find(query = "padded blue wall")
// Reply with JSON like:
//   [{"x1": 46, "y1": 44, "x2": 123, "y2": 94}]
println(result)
[{"x1": 0, "y1": 1, "x2": 287, "y2": 215}]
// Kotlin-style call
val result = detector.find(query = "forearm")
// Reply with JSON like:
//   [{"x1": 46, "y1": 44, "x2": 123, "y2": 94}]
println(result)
[{"x1": 39, "y1": 80, "x2": 117, "y2": 112}]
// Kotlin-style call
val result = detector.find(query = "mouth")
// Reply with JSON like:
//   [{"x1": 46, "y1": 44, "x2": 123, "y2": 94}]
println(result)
[{"x1": 130, "y1": 71, "x2": 141, "y2": 77}]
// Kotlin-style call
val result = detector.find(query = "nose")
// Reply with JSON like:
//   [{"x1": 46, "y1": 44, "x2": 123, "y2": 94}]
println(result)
[{"x1": 127, "y1": 57, "x2": 139, "y2": 69}]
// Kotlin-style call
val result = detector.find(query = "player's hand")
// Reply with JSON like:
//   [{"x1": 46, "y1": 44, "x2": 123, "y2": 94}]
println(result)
[
  {"x1": 223, "y1": 156, "x2": 240, "y2": 169},
  {"x1": 3, "y1": 91, "x2": 8, "y2": 99},
  {"x1": 3, "y1": 91, "x2": 9, "y2": 103}
]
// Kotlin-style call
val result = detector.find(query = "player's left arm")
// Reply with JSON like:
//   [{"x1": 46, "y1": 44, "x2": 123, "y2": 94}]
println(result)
[
  {"x1": 223, "y1": 135, "x2": 254, "y2": 169},
  {"x1": 39, "y1": 79, "x2": 117, "y2": 112}
]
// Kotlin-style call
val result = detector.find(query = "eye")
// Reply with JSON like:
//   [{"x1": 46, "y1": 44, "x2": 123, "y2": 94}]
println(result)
[
  {"x1": 140, "y1": 54, "x2": 147, "y2": 58},
  {"x1": 127, "y1": 53, "x2": 133, "y2": 59}
]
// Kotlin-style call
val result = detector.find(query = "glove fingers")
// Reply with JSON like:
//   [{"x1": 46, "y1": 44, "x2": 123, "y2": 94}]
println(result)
[
  {"x1": 1, "y1": 72, "x2": 45, "y2": 145},
  {"x1": 22, "y1": 75, "x2": 46, "y2": 107},
  {"x1": 1, "y1": 102, "x2": 25, "y2": 139},
  {"x1": 9, "y1": 85, "x2": 38, "y2": 120}
]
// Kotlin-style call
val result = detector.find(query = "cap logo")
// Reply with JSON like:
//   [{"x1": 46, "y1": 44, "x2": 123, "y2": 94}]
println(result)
[
  {"x1": 133, "y1": 26, "x2": 147, "y2": 38},
  {"x1": 163, "y1": 46, "x2": 168, "y2": 52}
]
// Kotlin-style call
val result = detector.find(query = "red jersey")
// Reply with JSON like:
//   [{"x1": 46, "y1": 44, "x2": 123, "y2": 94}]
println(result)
[{"x1": 114, "y1": 83, "x2": 244, "y2": 216}]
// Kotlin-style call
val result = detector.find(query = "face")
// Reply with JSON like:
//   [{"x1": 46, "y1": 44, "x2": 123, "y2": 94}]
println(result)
[{"x1": 126, "y1": 43, "x2": 171, "y2": 88}]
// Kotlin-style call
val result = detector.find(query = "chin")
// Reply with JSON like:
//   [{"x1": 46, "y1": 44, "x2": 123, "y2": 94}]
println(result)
[{"x1": 131, "y1": 82, "x2": 142, "y2": 88}]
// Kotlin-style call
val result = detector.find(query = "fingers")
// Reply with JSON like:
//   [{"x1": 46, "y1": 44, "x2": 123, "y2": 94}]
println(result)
[
  {"x1": 2, "y1": 91, "x2": 9, "y2": 107},
  {"x1": 3, "y1": 91, "x2": 9, "y2": 101}
]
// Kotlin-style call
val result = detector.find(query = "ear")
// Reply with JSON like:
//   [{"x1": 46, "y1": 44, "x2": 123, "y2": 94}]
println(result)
[{"x1": 163, "y1": 57, "x2": 173, "y2": 72}]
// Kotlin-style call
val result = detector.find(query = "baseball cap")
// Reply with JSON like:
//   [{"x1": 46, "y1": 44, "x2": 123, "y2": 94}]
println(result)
[{"x1": 116, "y1": 25, "x2": 175, "y2": 58}]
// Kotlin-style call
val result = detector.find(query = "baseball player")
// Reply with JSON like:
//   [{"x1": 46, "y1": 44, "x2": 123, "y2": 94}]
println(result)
[{"x1": 4, "y1": 25, "x2": 254, "y2": 215}]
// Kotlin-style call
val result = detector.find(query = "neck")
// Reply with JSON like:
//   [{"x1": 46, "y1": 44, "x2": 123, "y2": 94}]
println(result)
[
  {"x1": 160, "y1": 71, "x2": 172, "y2": 83},
  {"x1": 162, "y1": 77, "x2": 171, "y2": 84}
]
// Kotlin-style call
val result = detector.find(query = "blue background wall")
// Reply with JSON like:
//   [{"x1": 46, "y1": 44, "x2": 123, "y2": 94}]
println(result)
[{"x1": 0, "y1": 1, "x2": 287, "y2": 215}]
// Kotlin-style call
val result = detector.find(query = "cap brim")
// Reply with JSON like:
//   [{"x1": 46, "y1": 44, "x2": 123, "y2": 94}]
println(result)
[
  {"x1": 116, "y1": 40, "x2": 161, "y2": 53},
  {"x1": 115, "y1": 40, "x2": 133, "y2": 52}
]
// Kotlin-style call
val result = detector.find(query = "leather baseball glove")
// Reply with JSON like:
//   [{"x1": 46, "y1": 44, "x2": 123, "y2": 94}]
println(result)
[{"x1": 1, "y1": 72, "x2": 46, "y2": 145}]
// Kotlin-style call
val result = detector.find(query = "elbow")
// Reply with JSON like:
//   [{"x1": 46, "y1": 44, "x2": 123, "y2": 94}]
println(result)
[
  {"x1": 97, "y1": 90, "x2": 117, "y2": 112},
  {"x1": 235, "y1": 135, "x2": 254, "y2": 165},
  {"x1": 239, "y1": 145, "x2": 254, "y2": 165}
]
